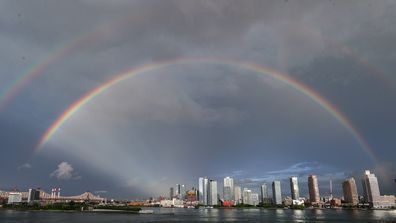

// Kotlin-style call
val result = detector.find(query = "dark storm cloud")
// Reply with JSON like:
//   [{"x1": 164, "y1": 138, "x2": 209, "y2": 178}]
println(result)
[{"x1": 0, "y1": 0, "x2": 395, "y2": 198}]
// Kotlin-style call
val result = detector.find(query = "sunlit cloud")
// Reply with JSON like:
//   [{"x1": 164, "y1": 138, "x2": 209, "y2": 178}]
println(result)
[{"x1": 50, "y1": 161, "x2": 81, "y2": 180}]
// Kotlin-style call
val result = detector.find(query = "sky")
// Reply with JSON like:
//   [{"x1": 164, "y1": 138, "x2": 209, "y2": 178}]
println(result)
[{"x1": 0, "y1": 0, "x2": 395, "y2": 200}]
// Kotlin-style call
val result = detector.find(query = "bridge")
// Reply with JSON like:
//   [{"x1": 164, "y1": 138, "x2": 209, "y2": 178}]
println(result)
[{"x1": 0, "y1": 189, "x2": 104, "y2": 203}]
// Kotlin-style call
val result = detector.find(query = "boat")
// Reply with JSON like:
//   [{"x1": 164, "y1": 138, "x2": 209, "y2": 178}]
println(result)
[{"x1": 138, "y1": 210, "x2": 154, "y2": 214}]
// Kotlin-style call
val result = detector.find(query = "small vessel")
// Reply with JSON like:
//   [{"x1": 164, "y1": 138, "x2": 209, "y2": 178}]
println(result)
[{"x1": 139, "y1": 210, "x2": 154, "y2": 214}]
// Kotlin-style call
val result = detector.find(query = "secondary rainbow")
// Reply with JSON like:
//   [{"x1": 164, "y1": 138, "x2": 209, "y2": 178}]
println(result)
[
  {"x1": 36, "y1": 58, "x2": 377, "y2": 164},
  {"x1": 1, "y1": 22, "x2": 393, "y2": 112},
  {"x1": 0, "y1": 14, "x2": 140, "y2": 110}
]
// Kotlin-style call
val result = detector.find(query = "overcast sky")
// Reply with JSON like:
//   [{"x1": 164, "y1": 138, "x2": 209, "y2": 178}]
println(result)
[{"x1": 0, "y1": 0, "x2": 395, "y2": 199}]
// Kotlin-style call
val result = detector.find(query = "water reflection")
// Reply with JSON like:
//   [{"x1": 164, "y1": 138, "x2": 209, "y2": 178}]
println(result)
[
  {"x1": 0, "y1": 208, "x2": 395, "y2": 223},
  {"x1": 292, "y1": 209, "x2": 304, "y2": 222}
]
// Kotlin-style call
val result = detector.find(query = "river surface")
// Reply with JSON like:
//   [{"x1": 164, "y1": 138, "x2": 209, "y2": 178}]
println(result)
[{"x1": 1, "y1": 208, "x2": 396, "y2": 222}]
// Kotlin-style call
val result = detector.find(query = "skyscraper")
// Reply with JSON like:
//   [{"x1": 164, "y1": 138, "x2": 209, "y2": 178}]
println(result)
[
  {"x1": 260, "y1": 183, "x2": 269, "y2": 204},
  {"x1": 169, "y1": 187, "x2": 174, "y2": 199},
  {"x1": 342, "y1": 177, "x2": 359, "y2": 205},
  {"x1": 199, "y1": 177, "x2": 209, "y2": 205},
  {"x1": 234, "y1": 186, "x2": 242, "y2": 205},
  {"x1": 208, "y1": 180, "x2": 218, "y2": 206},
  {"x1": 180, "y1": 184, "x2": 186, "y2": 200},
  {"x1": 223, "y1": 177, "x2": 234, "y2": 201},
  {"x1": 290, "y1": 176, "x2": 300, "y2": 200},
  {"x1": 308, "y1": 175, "x2": 320, "y2": 203},
  {"x1": 176, "y1": 184, "x2": 181, "y2": 198},
  {"x1": 361, "y1": 170, "x2": 381, "y2": 206},
  {"x1": 272, "y1": 181, "x2": 282, "y2": 205}
]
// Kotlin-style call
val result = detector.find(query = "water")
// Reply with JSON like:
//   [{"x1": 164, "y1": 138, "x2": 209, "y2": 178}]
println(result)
[{"x1": 1, "y1": 208, "x2": 396, "y2": 222}]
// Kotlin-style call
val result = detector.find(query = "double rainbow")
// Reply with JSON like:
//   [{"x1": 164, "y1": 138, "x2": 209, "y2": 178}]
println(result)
[{"x1": 36, "y1": 58, "x2": 377, "y2": 164}]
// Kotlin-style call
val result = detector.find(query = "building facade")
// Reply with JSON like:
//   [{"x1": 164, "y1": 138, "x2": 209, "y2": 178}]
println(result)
[
  {"x1": 175, "y1": 184, "x2": 181, "y2": 199},
  {"x1": 27, "y1": 188, "x2": 40, "y2": 203},
  {"x1": 208, "y1": 180, "x2": 218, "y2": 206},
  {"x1": 199, "y1": 177, "x2": 209, "y2": 205},
  {"x1": 251, "y1": 193, "x2": 259, "y2": 206},
  {"x1": 308, "y1": 175, "x2": 320, "y2": 204},
  {"x1": 361, "y1": 170, "x2": 381, "y2": 207},
  {"x1": 223, "y1": 177, "x2": 234, "y2": 201},
  {"x1": 234, "y1": 186, "x2": 242, "y2": 205},
  {"x1": 272, "y1": 181, "x2": 282, "y2": 205},
  {"x1": 342, "y1": 177, "x2": 359, "y2": 205},
  {"x1": 290, "y1": 176, "x2": 300, "y2": 200},
  {"x1": 7, "y1": 192, "x2": 22, "y2": 204},
  {"x1": 260, "y1": 183, "x2": 270, "y2": 204},
  {"x1": 361, "y1": 170, "x2": 395, "y2": 208},
  {"x1": 180, "y1": 185, "x2": 185, "y2": 200},
  {"x1": 169, "y1": 187, "x2": 174, "y2": 199},
  {"x1": 242, "y1": 188, "x2": 252, "y2": 205}
]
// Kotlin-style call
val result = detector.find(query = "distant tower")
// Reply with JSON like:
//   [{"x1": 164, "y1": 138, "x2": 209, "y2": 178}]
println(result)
[
  {"x1": 342, "y1": 177, "x2": 359, "y2": 205},
  {"x1": 260, "y1": 183, "x2": 269, "y2": 204},
  {"x1": 272, "y1": 181, "x2": 282, "y2": 205},
  {"x1": 208, "y1": 180, "x2": 218, "y2": 206},
  {"x1": 175, "y1": 184, "x2": 181, "y2": 199},
  {"x1": 199, "y1": 177, "x2": 209, "y2": 205},
  {"x1": 169, "y1": 187, "x2": 174, "y2": 199},
  {"x1": 180, "y1": 185, "x2": 185, "y2": 200},
  {"x1": 234, "y1": 186, "x2": 242, "y2": 205},
  {"x1": 361, "y1": 170, "x2": 381, "y2": 207},
  {"x1": 308, "y1": 175, "x2": 320, "y2": 203},
  {"x1": 223, "y1": 177, "x2": 234, "y2": 201},
  {"x1": 329, "y1": 177, "x2": 333, "y2": 200},
  {"x1": 289, "y1": 177, "x2": 300, "y2": 200}
]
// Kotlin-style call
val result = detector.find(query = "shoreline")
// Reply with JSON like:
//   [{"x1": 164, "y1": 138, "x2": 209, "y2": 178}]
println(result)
[{"x1": 2, "y1": 207, "x2": 394, "y2": 214}]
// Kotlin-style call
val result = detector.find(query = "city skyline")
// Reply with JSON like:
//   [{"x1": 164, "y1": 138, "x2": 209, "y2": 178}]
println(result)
[
  {"x1": 0, "y1": 0, "x2": 395, "y2": 200},
  {"x1": 166, "y1": 171, "x2": 393, "y2": 208},
  {"x1": 1, "y1": 169, "x2": 394, "y2": 209}
]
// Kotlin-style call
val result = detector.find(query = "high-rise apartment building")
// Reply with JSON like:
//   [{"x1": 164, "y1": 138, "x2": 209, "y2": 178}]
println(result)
[
  {"x1": 180, "y1": 184, "x2": 185, "y2": 200},
  {"x1": 208, "y1": 180, "x2": 218, "y2": 206},
  {"x1": 169, "y1": 187, "x2": 174, "y2": 199},
  {"x1": 290, "y1": 176, "x2": 300, "y2": 200},
  {"x1": 223, "y1": 177, "x2": 234, "y2": 201},
  {"x1": 176, "y1": 184, "x2": 181, "y2": 198},
  {"x1": 199, "y1": 177, "x2": 209, "y2": 205},
  {"x1": 272, "y1": 181, "x2": 282, "y2": 205},
  {"x1": 361, "y1": 170, "x2": 381, "y2": 206},
  {"x1": 308, "y1": 175, "x2": 320, "y2": 203},
  {"x1": 342, "y1": 177, "x2": 359, "y2": 205},
  {"x1": 260, "y1": 183, "x2": 270, "y2": 204},
  {"x1": 234, "y1": 186, "x2": 242, "y2": 205}
]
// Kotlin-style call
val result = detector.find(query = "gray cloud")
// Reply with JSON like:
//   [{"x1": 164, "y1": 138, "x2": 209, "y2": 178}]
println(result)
[
  {"x1": 17, "y1": 163, "x2": 31, "y2": 171},
  {"x1": 0, "y1": 0, "x2": 395, "y2": 198}
]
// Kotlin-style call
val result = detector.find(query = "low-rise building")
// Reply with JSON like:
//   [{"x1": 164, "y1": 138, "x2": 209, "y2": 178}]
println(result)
[
  {"x1": 330, "y1": 198, "x2": 342, "y2": 207},
  {"x1": 251, "y1": 193, "x2": 259, "y2": 206},
  {"x1": 373, "y1": 195, "x2": 395, "y2": 209},
  {"x1": 28, "y1": 188, "x2": 40, "y2": 203},
  {"x1": 8, "y1": 192, "x2": 22, "y2": 204}
]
